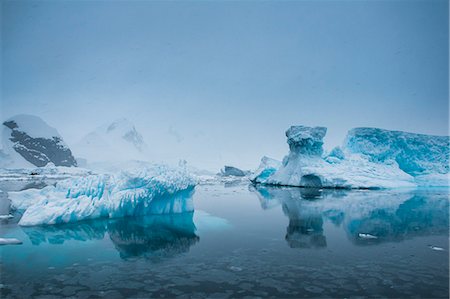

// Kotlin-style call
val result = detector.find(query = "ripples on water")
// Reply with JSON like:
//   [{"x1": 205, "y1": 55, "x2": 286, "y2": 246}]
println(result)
[{"x1": 1, "y1": 182, "x2": 448, "y2": 298}]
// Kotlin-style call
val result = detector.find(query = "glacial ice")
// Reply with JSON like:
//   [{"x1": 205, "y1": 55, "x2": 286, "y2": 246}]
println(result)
[
  {"x1": 219, "y1": 166, "x2": 247, "y2": 177},
  {"x1": 344, "y1": 127, "x2": 449, "y2": 176},
  {"x1": 9, "y1": 164, "x2": 196, "y2": 226},
  {"x1": 252, "y1": 125, "x2": 449, "y2": 188},
  {"x1": 250, "y1": 156, "x2": 281, "y2": 183}
]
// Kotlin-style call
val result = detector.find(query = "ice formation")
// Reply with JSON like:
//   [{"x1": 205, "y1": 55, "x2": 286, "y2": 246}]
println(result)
[
  {"x1": 252, "y1": 125, "x2": 449, "y2": 188},
  {"x1": 219, "y1": 166, "x2": 247, "y2": 177},
  {"x1": 1, "y1": 114, "x2": 77, "y2": 168},
  {"x1": 8, "y1": 164, "x2": 196, "y2": 226}
]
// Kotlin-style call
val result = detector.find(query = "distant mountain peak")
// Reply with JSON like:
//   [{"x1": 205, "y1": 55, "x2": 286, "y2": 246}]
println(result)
[{"x1": 73, "y1": 118, "x2": 149, "y2": 163}]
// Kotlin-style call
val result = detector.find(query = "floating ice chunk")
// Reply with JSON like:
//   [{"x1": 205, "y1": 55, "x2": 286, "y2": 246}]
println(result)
[
  {"x1": 250, "y1": 156, "x2": 281, "y2": 184},
  {"x1": 0, "y1": 238, "x2": 22, "y2": 245},
  {"x1": 219, "y1": 166, "x2": 247, "y2": 177},
  {"x1": 358, "y1": 233, "x2": 378, "y2": 239},
  {"x1": 0, "y1": 214, "x2": 13, "y2": 220},
  {"x1": 11, "y1": 164, "x2": 196, "y2": 226},
  {"x1": 429, "y1": 245, "x2": 445, "y2": 251},
  {"x1": 253, "y1": 125, "x2": 448, "y2": 188}
]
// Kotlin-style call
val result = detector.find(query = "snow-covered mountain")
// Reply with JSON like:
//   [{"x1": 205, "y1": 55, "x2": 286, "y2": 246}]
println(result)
[
  {"x1": 1, "y1": 114, "x2": 77, "y2": 168},
  {"x1": 73, "y1": 118, "x2": 149, "y2": 163}
]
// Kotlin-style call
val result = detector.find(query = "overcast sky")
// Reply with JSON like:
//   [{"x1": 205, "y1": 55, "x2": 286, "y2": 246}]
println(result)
[{"x1": 1, "y1": 0, "x2": 449, "y2": 171}]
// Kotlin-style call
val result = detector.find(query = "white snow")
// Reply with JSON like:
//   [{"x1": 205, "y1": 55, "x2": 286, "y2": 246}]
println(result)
[{"x1": 3, "y1": 114, "x2": 60, "y2": 140}]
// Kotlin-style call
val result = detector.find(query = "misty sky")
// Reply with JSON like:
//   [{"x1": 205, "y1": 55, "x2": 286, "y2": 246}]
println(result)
[{"x1": 1, "y1": 0, "x2": 449, "y2": 171}]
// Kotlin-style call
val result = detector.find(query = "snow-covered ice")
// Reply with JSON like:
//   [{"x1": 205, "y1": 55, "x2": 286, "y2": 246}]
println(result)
[
  {"x1": 252, "y1": 125, "x2": 449, "y2": 188},
  {"x1": 9, "y1": 164, "x2": 196, "y2": 226}
]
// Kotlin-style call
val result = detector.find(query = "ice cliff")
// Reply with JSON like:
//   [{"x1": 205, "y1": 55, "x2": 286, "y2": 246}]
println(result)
[
  {"x1": 8, "y1": 164, "x2": 196, "y2": 226},
  {"x1": 1, "y1": 115, "x2": 77, "y2": 168},
  {"x1": 251, "y1": 125, "x2": 449, "y2": 188}
]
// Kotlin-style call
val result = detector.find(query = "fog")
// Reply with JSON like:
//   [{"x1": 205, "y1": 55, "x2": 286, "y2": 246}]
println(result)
[{"x1": 2, "y1": 0, "x2": 448, "y2": 171}]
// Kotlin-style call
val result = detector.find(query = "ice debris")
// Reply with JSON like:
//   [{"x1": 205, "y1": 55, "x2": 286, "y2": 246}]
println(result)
[{"x1": 0, "y1": 238, "x2": 22, "y2": 245}]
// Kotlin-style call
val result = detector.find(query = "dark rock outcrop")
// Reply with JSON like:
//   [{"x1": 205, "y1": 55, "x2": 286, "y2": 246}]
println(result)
[{"x1": 2, "y1": 115, "x2": 77, "y2": 167}]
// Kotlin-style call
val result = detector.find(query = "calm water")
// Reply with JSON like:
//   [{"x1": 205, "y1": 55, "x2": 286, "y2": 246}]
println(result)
[{"x1": 1, "y1": 182, "x2": 449, "y2": 298}]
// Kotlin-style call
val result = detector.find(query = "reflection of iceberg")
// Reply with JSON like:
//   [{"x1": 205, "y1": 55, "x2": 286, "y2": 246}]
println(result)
[
  {"x1": 108, "y1": 212, "x2": 199, "y2": 259},
  {"x1": 347, "y1": 194, "x2": 449, "y2": 245},
  {"x1": 22, "y1": 220, "x2": 107, "y2": 245},
  {"x1": 21, "y1": 212, "x2": 199, "y2": 260},
  {"x1": 251, "y1": 186, "x2": 328, "y2": 248},
  {"x1": 252, "y1": 186, "x2": 449, "y2": 246},
  {"x1": 8, "y1": 165, "x2": 196, "y2": 226},
  {"x1": 18, "y1": 207, "x2": 231, "y2": 259}
]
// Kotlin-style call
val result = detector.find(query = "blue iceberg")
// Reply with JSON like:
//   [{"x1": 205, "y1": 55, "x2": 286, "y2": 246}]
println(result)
[
  {"x1": 9, "y1": 164, "x2": 196, "y2": 226},
  {"x1": 252, "y1": 125, "x2": 449, "y2": 188}
]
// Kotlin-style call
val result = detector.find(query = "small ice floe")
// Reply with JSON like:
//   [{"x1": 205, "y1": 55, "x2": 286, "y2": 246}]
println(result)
[
  {"x1": 0, "y1": 214, "x2": 14, "y2": 220},
  {"x1": 0, "y1": 238, "x2": 22, "y2": 245},
  {"x1": 429, "y1": 245, "x2": 445, "y2": 251},
  {"x1": 358, "y1": 233, "x2": 378, "y2": 239},
  {"x1": 229, "y1": 266, "x2": 243, "y2": 272}
]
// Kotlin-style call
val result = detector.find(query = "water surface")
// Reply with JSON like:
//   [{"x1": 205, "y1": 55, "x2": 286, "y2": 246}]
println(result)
[{"x1": 1, "y1": 183, "x2": 448, "y2": 298}]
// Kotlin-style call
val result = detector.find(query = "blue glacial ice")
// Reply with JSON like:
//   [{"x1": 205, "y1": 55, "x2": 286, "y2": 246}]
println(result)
[
  {"x1": 8, "y1": 164, "x2": 196, "y2": 226},
  {"x1": 251, "y1": 125, "x2": 449, "y2": 188}
]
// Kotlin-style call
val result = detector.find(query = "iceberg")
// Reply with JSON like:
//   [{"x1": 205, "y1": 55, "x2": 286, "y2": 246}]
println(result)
[
  {"x1": 9, "y1": 164, "x2": 196, "y2": 226},
  {"x1": 219, "y1": 166, "x2": 247, "y2": 177},
  {"x1": 250, "y1": 156, "x2": 281, "y2": 183},
  {"x1": 252, "y1": 125, "x2": 449, "y2": 188}
]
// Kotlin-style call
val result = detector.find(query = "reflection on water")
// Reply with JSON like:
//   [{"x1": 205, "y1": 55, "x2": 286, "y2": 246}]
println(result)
[
  {"x1": 21, "y1": 212, "x2": 199, "y2": 259},
  {"x1": 1, "y1": 182, "x2": 448, "y2": 298},
  {"x1": 23, "y1": 220, "x2": 107, "y2": 245},
  {"x1": 108, "y1": 213, "x2": 199, "y2": 259},
  {"x1": 251, "y1": 185, "x2": 449, "y2": 247}
]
